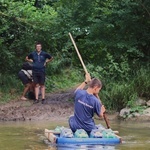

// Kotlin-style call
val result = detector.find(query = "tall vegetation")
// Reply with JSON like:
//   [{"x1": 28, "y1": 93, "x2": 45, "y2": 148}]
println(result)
[{"x1": 0, "y1": 0, "x2": 149, "y2": 110}]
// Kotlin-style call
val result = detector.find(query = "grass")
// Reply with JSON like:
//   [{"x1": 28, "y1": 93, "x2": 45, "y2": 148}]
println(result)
[{"x1": 45, "y1": 68, "x2": 83, "y2": 92}]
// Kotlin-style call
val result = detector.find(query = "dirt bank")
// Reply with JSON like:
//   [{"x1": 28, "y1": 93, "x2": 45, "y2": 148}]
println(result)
[
  {"x1": 0, "y1": 89, "x2": 118, "y2": 121},
  {"x1": 0, "y1": 89, "x2": 75, "y2": 121}
]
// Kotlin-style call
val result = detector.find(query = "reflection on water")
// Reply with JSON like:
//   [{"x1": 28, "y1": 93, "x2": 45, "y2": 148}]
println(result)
[
  {"x1": 44, "y1": 139, "x2": 117, "y2": 150},
  {"x1": 56, "y1": 144, "x2": 116, "y2": 150},
  {"x1": 0, "y1": 120, "x2": 150, "y2": 150}
]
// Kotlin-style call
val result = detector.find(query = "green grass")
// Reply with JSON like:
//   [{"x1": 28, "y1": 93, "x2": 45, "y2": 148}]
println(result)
[{"x1": 45, "y1": 68, "x2": 83, "y2": 92}]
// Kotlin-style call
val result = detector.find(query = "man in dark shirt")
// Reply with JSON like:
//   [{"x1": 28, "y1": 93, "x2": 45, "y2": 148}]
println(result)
[{"x1": 26, "y1": 42, "x2": 53, "y2": 104}]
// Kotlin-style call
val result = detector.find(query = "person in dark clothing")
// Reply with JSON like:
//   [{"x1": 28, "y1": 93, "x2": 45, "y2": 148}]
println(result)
[
  {"x1": 69, "y1": 73, "x2": 106, "y2": 134},
  {"x1": 18, "y1": 62, "x2": 34, "y2": 100},
  {"x1": 26, "y1": 42, "x2": 53, "y2": 104}
]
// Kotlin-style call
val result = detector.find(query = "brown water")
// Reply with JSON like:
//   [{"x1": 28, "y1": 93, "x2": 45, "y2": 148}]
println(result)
[{"x1": 0, "y1": 120, "x2": 149, "y2": 150}]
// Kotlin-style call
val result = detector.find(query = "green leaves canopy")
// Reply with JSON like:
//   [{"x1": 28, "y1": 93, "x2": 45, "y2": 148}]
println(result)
[
  {"x1": 0, "y1": 0, "x2": 149, "y2": 77},
  {"x1": 0, "y1": 0, "x2": 149, "y2": 110}
]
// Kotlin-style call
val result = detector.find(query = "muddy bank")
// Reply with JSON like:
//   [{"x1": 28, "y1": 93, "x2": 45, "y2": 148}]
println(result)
[
  {"x1": 0, "y1": 89, "x2": 119, "y2": 122},
  {"x1": 0, "y1": 89, "x2": 75, "y2": 121}
]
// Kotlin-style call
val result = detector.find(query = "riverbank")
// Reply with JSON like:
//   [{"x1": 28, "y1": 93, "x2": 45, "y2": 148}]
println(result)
[
  {"x1": 0, "y1": 89, "x2": 119, "y2": 122},
  {"x1": 0, "y1": 89, "x2": 149, "y2": 122},
  {"x1": 0, "y1": 89, "x2": 75, "y2": 121}
]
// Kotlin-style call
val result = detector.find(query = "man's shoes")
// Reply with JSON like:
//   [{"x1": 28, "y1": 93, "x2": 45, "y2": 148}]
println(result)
[
  {"x1": 33, "y1": 99, "x2": 46, "y2": 104},
  {"x1": 33, "y1": 99, "x2": 39, "y2": 104},
  {"x1": 41, "y1": 99, "x2": 46, "y2": 104}
]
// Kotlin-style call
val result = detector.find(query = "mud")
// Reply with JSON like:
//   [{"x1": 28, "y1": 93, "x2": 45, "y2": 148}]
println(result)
[
  {"x1": 0, "y1": 89, "x2": 119, "y2": 122},
  {"x1": 0, "y1": 89, "x2": 75, "y2": 121}
]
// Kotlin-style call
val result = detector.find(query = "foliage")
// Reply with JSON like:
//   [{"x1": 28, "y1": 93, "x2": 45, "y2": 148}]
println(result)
[
  {"x1": 131, "y1": 67, "x2": 150, "y2": 99},
  {"x1": 100, "y1": 67, "x2": 150, "y2": 111},
  {"x1": 45, "y1": 68, "x2": 83, "y2": 92},
  {"x1": 0, "y1": 73, "x2": 21, "y2": 103},
  {"x1": 0, "y1": 66, "x2": 149, "y2": 111},
  {"x1": 130, "y1": 106, "x2": 147, "y2": 114},
  {"x1": 122, "y1": 105, "x2": 148, "y2": 119},
  {"x1": 0, "y1": 0, "x2": 57, "y2": 74},
  {"x1": 0, "y1": 0, "x2": 149, "y2": 110}
]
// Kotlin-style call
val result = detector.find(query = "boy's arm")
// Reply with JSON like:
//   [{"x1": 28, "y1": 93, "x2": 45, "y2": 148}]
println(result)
[
  {"x1": 75, "y1": 73, "x2": 91, "y2": 92},
  {"x1": 94, "y1": 94, "x2": 106, "y2": 117}
]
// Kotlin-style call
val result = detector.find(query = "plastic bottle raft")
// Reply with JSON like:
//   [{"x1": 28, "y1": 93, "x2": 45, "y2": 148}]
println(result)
[{"x1": 44, "y1": 126, "x2": 122, "y2": 145}]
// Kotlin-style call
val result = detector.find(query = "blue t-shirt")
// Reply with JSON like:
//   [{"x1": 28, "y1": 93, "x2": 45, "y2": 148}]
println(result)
[
  {"x1": 28, "y1": 51, "x2": 52, "y2": 73},
  {"x1": 69, "y1": 89, "x2": 101, "y2": 133}
]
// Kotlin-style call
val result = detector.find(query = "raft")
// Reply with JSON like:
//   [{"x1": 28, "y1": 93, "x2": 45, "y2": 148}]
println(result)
[{"x1": 44, "y1": 129, "x2": 122, "y2": 145}]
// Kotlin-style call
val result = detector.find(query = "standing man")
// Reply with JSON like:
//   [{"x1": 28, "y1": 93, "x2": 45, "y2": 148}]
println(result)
[
  {"x1": 26, "y1": 42, "x2": 53, "y2": 104},
  {"x1": 69, "y1": 73, "x2": 106, "y2": 135}
]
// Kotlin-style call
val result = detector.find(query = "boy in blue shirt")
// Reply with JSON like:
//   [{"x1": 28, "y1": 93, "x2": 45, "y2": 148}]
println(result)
[{"x1": 69, "y1": 73, "x2": 105, "y2": 134}]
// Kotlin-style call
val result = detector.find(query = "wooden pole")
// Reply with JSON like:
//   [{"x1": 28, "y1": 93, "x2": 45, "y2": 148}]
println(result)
[
  {"x1": 69, "y1": 32, "x2": 110, "y2": 129},
  {"x1": 69, "y1": 32, "x2": 88, "y2": 74}
]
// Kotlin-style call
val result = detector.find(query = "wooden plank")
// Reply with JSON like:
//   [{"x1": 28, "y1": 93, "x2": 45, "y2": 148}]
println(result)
[
  {"x1": 45, "y1": 129, "x2": 60, "y2": 134},
  {"x1": 115, "y1": 134, "x2": 122, "y2": 143},
  {"x1": 44, "y1": 129, "x2": 57, "y2": 143}
]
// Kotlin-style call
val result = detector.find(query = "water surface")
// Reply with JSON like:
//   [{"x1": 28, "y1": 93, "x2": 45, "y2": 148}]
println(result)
[{"x1": 0, "y1": 120, "x2": 149, "y2": 150}]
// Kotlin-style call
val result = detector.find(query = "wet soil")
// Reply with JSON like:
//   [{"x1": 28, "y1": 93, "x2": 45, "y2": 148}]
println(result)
[
  {"x1": 0, "y1": 89, "x2": 75, "y2": 121},
  {"x1": 0, "y1": 89, "x2": 118, "y2": 122}
]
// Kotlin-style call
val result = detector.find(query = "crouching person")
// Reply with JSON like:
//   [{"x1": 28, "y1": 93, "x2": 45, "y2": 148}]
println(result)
[{"x1": 18, "y1": 62, "x2": 35, "y2": 100}]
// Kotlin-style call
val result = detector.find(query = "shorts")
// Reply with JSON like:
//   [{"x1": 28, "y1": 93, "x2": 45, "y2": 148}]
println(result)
[
  {"x1": 33, "y1": 72, "x2": 45, "y2": 85},
  {"x1": 18, "y1": 71, "x2": 32, "y2": 85}
]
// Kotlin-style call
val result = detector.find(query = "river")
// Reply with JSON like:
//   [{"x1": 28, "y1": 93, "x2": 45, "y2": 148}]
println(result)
[{"x1": 0, "y1": 119, "x2": 149, "y2": 150}]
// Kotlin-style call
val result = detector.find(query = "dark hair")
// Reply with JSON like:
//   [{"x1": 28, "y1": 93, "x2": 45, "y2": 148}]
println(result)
[
  {"x1": 22, "y1": 62, "x2": 33, "y2": 70},
  {"x1": 35, "y1": 42, "x2": 42, "y2": 46},
  {"x1": 89, "y1": 78, "x2": 102, "y2": 88}
]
